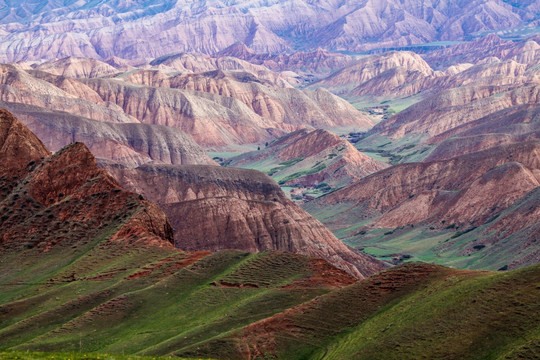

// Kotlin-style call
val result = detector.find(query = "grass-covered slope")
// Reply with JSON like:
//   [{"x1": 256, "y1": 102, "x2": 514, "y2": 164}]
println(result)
[
  {"x1": 0, "y1": 248, "x2": 355, "y2": 357},
  {"x1": 191, "y1": 263, "x2": 540, "y2": 360},
  {"x1": 0, "y1": 110, "x2": 357, "y2": 358},
  {"x1": 226, "y1": 128, "x2": 385, "y2": 201}
]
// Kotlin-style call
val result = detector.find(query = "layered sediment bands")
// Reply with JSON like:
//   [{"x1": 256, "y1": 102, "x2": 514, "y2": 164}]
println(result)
[
  {"x1": 80, "y1": 77, "x2": 372, "y2": 146},
  {"x1": 0, "y1": 1, "x2": 534, "y2": 61},
  {"x1": 104, "y1": 163, "x2": 387, "y2": 278},
  {"x1": 2, "y1": 102, "x2": 216, "y2": 167},
  {"x1": 373, "y1": 85, "x2": 540, "y2": 139}
]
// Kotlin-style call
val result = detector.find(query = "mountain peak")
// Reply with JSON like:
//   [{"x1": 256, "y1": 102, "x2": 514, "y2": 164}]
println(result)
[{"x1": 0, "y1": 109, "x2": 50, "y2": 176}]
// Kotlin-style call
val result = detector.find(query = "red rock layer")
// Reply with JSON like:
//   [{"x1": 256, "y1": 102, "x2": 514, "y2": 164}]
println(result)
[
  {"x1": 103, "y1": 162, "x2": 387, "y2": 279},
  {"x1": 0, "y1": 110, "x2": 174, "y2": 252}
]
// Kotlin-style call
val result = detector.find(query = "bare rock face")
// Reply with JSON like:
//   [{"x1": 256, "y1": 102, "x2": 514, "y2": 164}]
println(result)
[
  {"x1": 373, "y1": 84, "x2": 540, "y2": 139},
  {"x1": 2, "y1": 102, "x2": 216, "y2": 168},
  {"x1": 0, "y1": 109, "x2": 50, "y2": 177},
  {"x1": 35, "y1": 57, "x2": 120, "y2": 79},
  {"x1": 0, "y1": 0, "x2": 534, "y2": 62},
  {"x1": 0, "y1": 111, "x2": 174, "y2": 252},
  {"x1": 103, "y1": 162, "x2": 387, "y2": 278}
]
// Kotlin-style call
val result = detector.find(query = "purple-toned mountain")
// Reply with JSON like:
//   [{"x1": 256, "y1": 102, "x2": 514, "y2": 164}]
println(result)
[{"x1": 0, "y1": 1, "x2": 536, "y2": 62}]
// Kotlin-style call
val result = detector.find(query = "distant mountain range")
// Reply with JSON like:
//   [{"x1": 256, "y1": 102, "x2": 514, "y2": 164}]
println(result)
[{"x1": 0, "y1": 0, "x2": 538, "y2": 62}]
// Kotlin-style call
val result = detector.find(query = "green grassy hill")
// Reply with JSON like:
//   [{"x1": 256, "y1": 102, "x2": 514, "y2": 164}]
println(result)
[
  {"x1": 192, "y1": 263, "x2": 540, "y2": 360},
  {"x1": 0, "y1": 246, "x2": 352, "y2": 357},
  {"x1": 2, "y1": 245, "x2": 538, "y2": 360}
]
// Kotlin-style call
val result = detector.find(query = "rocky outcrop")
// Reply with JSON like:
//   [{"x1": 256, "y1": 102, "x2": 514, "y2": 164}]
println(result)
[
  {"x1": 103, "y1": 162, "x2": 387, "y2": 278},
  {"x1": 0, "y1": 109, "x2": 50, "y2": 177},
  {"x1": 0, "y1": 111, "x2": 174, "y2": 252}
]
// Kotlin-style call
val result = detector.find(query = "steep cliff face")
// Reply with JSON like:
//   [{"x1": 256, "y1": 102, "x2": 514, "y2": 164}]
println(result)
[
  {"x1": 103, "y1": 162, "x2": 387, "y2": 278},
  {"x1": 0, "y1": 110, "x2": 174, "y2": 252}
]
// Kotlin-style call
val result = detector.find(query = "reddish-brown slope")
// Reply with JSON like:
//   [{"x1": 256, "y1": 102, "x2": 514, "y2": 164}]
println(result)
[
  {"x1": 229, "y1": 129, "x2": 387, "y2": 190},
  {"x1": 0, "y1": 110, "x2": 174, "y2": 252},
  {"x1": 103, "y1": 162, "x2": 387, "y2": 278},
  {"x1": 0, "y1": 109, "x2": 50, "y2": 177},
  {"x1": 311, "y1": 141, "x2": 540, "y2": 231}
]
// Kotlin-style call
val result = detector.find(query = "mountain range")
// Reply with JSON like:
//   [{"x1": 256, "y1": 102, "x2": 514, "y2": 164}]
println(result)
[
  {"x1": 0, "y1": 0, "x2": 538, "y2": 62},
  {"x1": 0, "y1": 2, "x2": 539, "y2": 358}
]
